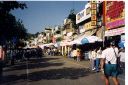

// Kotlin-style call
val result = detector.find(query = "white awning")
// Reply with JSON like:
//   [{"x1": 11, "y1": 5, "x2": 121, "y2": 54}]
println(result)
[{"x1": 70, "y1": 35, "x2": 102, "y2": 45}]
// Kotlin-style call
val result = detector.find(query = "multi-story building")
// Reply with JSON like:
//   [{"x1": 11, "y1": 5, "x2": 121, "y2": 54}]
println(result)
[
  {"x1": 53, "y1": 25, "x2": 62, "y2": 43},
  {"x1": 62, "y1": 18, "x2": 76, "y2": 41},
  {"x1": 75, "y1": 1, "x2": 100, "y2": 45},
  {"x1": 44, "y1": 27, "x2": 53, "y2": 43}
]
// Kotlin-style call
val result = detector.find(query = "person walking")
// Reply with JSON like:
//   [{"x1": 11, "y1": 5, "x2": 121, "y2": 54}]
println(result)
[
  {"x1": 95, "y1": 47, "x2": 102, "y2": 72},
  {"x1": 119, "y1": 47, "x2": 125, "y2": 73},
  {"x1": 90, "y1": 48, "x2": 96, "y2": 71},
  {"x1": 100, "y1": 42, "x2": 120, "y2": 85},
  {"x1": 72, "y1": 48, "x2": 77, "y2": 61},
  {"x1": 76, "y1": 48, "x2": 81, "y2": 62}
]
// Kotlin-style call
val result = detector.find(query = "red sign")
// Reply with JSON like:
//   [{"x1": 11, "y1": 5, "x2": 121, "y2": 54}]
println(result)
[
  {"x1": 105, "y1": 1, "x2": 125, "y2": 29},
  {"x1": 106, "y1": 1, "x2": 124, "y2": 19},
  {"x1": 106, "y1": 19, "x2": 124, "y2": 29}
]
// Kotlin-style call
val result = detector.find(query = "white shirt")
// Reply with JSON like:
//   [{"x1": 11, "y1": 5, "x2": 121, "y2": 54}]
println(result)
[
  {"x1": 91, "y1": 50, "x2": 96, "y2": 60},
  {"x1": 101, "y1": 47, "x2": 119, "y2": 64},
  {"x1": 96, "y1": 49, "x2": 102, "y2": 58},
  {"x1": 72, "y1": 50, "x2": 77, "y2": 57}
]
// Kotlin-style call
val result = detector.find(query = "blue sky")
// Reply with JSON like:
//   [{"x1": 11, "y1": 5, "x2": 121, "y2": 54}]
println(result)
[{"x1": 11, "y1": 1, "x2": 87, "y2": 34}]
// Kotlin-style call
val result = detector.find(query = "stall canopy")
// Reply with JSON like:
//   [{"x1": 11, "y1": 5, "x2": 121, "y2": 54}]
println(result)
[
  {"x1": 40, "y1": 43, "x2": 54, "y2": 49},
  {"x1": 81, "y1": 36, "x2": 102, "y2": 44},
  {"x1": 54, "y1": 42, "x2": 60, "y2": 47},
  {"x1": 60, "y1": 40, "x2": 71, "y2": 46},
  {"x1": 70, "y1": 35, "x2": 102, "y2": 45},
  {"x1": 81, "y1": 38, "x2": 89, "y2": 44}
]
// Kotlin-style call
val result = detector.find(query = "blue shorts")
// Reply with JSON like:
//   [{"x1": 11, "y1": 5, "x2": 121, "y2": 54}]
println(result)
[{"x1": 104, "y1": 64, "x2": 118, "y2": 77}]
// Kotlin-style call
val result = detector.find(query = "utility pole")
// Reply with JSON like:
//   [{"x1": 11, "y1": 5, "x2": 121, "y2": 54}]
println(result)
[{"x1": 102, "y1": 1, "x2": 106, "y2": 48}]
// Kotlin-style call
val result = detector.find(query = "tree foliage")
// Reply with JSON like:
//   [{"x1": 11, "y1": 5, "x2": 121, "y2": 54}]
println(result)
[{"x1": 0, "y1": 1, "x2": 27, "y2": 44}]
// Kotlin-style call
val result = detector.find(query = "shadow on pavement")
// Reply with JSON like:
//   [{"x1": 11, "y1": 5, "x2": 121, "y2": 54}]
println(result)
[
  {"x1": 28, "y1": 67, "x2": 91, "y2": 81},
  {"x1": 1, "y1": 67, "x2": 92, "y2": 84},
  {"x1": 29, "y1": 57, "x2": 60, "y2": 63},
  {"x1": 4, "y1": 57, "x2": 61, "y2": 72}
]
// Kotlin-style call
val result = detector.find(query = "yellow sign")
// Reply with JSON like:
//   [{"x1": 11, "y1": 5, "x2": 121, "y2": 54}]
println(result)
[
  {"x1": 91, "y1": 21, "x2": 96, "y2": 26},
  {"x1": 91, "y1": 10, "x2": 96, "y2": 15},
  {"x1": 91, "y1": 1, "x2": 97, "y2": 26},
  {"x1": 91, "y1": 3, "x2": 97, "y2": 9},
  {"x1": 91, "y1": 15, "x2": 96, "y2": 20}
]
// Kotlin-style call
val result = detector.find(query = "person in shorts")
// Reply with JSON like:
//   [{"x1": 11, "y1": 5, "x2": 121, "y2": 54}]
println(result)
[{"x1": 100, "y1": 41, "x2": 120, "y2": 85}]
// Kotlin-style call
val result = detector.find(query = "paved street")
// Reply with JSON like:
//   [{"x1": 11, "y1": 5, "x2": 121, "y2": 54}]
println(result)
[{"x1": 1, "y1": 54, "x2": 125, "y2": 85}]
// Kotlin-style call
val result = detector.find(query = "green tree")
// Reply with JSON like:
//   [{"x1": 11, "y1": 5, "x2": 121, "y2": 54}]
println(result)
[{"x1": 0, "y1": 1, "x2": 27, "y2": 44}]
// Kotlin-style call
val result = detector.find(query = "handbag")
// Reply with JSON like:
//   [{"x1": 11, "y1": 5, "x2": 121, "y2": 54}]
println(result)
[{"x1": 113, "y1": 47, "x2": 123, "y2": 74}]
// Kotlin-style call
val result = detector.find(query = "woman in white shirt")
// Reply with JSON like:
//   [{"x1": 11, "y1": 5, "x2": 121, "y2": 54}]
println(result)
[
  {"x1": 91, "y1": 48, "x2": 96, "y2": 70},
  {"x1": 95, "y1": 47, "x2": 102, "y2": 72}
]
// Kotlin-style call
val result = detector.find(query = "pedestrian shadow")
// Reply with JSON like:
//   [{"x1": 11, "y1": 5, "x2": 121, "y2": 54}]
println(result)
[
  {"x1": 28, "y1": 67, "x2": 92, "y2": 81},
  {"x1": 29, "y1": 57, "x2": 60, "y2": 63},
  {"x1": 4, "y1": 62, "x2": 64, "y2": 72},
  {"x1": 1, "y1": 67, "x2": 93, "y2": 84},
  {"x1": 0, "y1": 74, "x2": 27, "y2": 85},
  {"x1": 4, "y1": 57, "x2": 61, "y2": 72}
]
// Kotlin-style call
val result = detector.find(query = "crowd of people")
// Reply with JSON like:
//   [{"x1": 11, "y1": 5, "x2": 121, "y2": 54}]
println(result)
[{"x1": 44, "y1": 47, "x2": 62, "y2": 56}]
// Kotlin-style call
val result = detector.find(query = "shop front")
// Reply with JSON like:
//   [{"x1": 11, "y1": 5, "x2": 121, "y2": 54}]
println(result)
[{"x1": 105, "y1": 27, "x2": 125, "y2": 47}]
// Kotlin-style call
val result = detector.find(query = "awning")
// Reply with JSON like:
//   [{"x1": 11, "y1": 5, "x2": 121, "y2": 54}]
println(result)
[
  {"x1": 81, "y1": 38, "x2": 89, "y2": 44},
  {"x1": 54, "y1": 42, "x2": 60, "y2": 47},
  {"x1": 70, "y1": 35, "x2": 102, "y2": 45},
  {"x1": 41, "y1": 43, "x2": 54, "y2": 47},
  {"x1": 81, "y1": 36, "x2": 102, "y2": 44},
  {"x1": 60, "y1": 40, "x2": 71, "y2": 46},
  {"x1": 69, "y1": 33, "x2": 86, "y2": 45}
]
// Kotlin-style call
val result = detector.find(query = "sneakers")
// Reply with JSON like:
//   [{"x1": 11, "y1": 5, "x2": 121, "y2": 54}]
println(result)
[{"x1": 92, "y1": 68, "x2": 96, "y2": 71}]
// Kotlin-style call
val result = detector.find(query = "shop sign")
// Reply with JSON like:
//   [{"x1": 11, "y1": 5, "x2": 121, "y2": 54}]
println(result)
[
  {"x1": 86, "y1": 7, "x2": 91, "y2": 15},
  {"x1": 91, "y1": 15, "x2": 96, "y2": 20},
  {"x1": 91, "y1": 1, "x2": 97, "y2": 26},
  {"x1": 105, "y1": 1, "x2": 125, "y2": 29},
  {"x1": 91, "y1": 10, "x2": 96, "y2": 15},
  {"x1": 91, "y1": 21, "x2": 97, "y2": 26},
  {"x1": 77, "y1": 10, "x2": 85, "y2": 20},
  {"x1": 105, "y1": 27, "x2": 125, "y2": 36},
  {"x1": 106, "y1": 19, "x2": 124, "y2": 29},
  {"x1": 76, "y1": 2, "x2": 91, "y2": 24}
]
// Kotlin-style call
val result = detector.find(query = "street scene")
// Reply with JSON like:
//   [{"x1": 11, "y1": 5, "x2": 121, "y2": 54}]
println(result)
[
  {"x1": 0, "y1": 54, "x2": 125, "y2": 85},
  {"x1": 0, "y1": 1, "x2": 125, "y2": 85}
]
